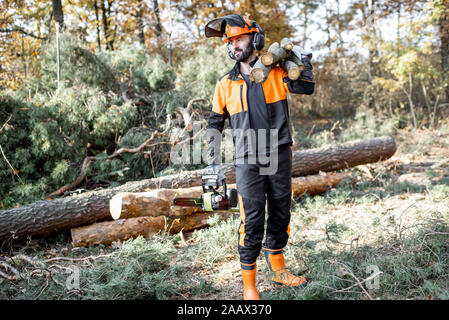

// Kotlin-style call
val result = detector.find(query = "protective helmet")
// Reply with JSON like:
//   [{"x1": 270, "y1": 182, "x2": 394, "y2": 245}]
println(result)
[
  {"x1": 205, "y1": 14, "x2": 265, "y2": 50},
  {"x1": 223, "y1": 18, "x2": 259, "y2": 42}
]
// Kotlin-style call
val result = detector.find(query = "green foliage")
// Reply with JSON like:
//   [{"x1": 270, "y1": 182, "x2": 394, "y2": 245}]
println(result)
[
  {"x1": 177, "y1": 42, "x2": 234, "y2": 100},
  {"x1": 97, "y1": 43, "x2": 175, "y2": 95},
  {"x1": 0, "y1": 82, "x2": 140, "y2": 207},
  {"x1": 82, "y1": 236, "x2": 178, "y2": 299},
  {"x1": 38, "y1": 32, "x2": 119, "y2": 93}
]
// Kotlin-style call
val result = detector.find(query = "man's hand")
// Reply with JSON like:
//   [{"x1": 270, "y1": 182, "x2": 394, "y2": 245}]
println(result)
[
  {"x1": 205, "y1": 164, "x2": 226, "y2": 185},
  {"x1": 300, "y1": 51, "x2": 314, "y2": 81}
]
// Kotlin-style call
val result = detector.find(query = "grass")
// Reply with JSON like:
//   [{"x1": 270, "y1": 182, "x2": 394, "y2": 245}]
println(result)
[{"x1": 1, "y1": 112, "x2": 449, "y2": 300}]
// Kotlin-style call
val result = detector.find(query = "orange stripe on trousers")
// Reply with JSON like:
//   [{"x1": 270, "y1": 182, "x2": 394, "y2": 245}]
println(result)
[{"x1": 238, "y1": 194, "x2": 246, "y2": 247}]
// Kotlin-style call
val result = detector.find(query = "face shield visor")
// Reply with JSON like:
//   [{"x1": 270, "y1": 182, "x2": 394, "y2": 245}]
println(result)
[{"x1": 204, "y1": 14, "x2": 259, "y2": 41}]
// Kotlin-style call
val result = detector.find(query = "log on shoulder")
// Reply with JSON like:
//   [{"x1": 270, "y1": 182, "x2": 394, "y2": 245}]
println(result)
[
  {"x1": 281, "y1": 59, "x2": 304, "y2": 80},
  {"x1": 250, "y1": 58, "x2": 271, "y2": 84},
  {"x1": 261, "y1": 42, "x2": 289, "y2": 67}
]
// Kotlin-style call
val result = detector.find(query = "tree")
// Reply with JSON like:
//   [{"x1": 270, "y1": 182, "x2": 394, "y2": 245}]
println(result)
[
  {"x1": 428, "y1": 0, "x2": 449, "y2": 102},
  {"x1": 52, "y1": 0, "x2": 64, "y2": 28},
  {"x1": 174, "y1": 0, "x2": 294, "y2": 44}
]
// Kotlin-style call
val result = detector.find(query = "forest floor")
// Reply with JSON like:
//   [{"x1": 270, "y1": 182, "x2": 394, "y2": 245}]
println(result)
[{"x1": 1, "y1": 110, "x2": 449, "y2": 300}]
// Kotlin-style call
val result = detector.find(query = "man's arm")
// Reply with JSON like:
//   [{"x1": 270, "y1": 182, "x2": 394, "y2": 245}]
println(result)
[{"x1": 206, "y1": 80, "x2": 228, "y2": 165}]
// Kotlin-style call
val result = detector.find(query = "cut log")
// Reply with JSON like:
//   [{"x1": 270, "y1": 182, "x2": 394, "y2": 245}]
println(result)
[
  {"x1": 250, "y1": 58, "x2": 271, "y2": 83},
  {"x1": 110, "y1": 187, "x2": 204, "y2": 220},
  {"x1": 261, "y1": 42, "x2": 289, "y2": 66},
  {"x1": 289, "y1": 45, "x2": 305, "y2": 69},
  {"x1": 280, "y1": 38, "x2": 293, "y2": 51},
  {"x1": 291, "y1": 172, "x2": 348, "y2": 197},
  {"x1": 281, "y1": 60, "x2": 304, "y2": 81},
  {"x1": 71, "y1": 216, "x2": 167, "y2": 248},
  {"x1": 71, "y1": 211, "x2": 235, "y2": 247},
  {"x1": 0, "y1": 136, "x2": 396, "y2": 242}
]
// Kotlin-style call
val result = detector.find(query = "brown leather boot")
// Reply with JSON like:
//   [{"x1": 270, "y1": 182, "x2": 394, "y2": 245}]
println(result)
[
  {"x1": 241, "y1": 263, "x2": 260, "y2": 300},
  {"x1": 263, "y1": 248, "x2": 307, "y2": 287}
]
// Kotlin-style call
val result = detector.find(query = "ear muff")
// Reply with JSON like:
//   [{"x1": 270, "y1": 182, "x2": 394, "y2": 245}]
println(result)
[
  {"x1": 252, "y1": 32, "x2": 265, "y2": 51},
  {"x1": 251, "y1": 22, "x2": 265, "y2": 51}
]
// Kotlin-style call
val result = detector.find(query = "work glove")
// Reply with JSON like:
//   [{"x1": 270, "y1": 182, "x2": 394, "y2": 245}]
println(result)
[
  {"x1": 299, "y1": 50, "x2": 314, "y2": 81},
  {"x1": 205, "y1": 164, "x2": 226, "y2": 186}
]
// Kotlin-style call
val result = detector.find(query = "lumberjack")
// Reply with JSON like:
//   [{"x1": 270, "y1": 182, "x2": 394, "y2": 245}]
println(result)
[{"x1": 204, "y1": 14, "x2": 315, "y2": 300}]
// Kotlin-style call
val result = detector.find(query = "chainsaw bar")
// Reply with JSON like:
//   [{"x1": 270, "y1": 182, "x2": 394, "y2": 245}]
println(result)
[{"x1": 172, "y1": 197, "x2": 203, "y2": 208}]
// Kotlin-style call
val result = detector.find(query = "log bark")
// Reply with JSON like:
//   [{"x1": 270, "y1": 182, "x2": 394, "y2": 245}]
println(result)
[
  {"x1": 292, "y1": 172, "x2": 348, "y2": 196},
  {"x1": 0, "y1": 136, "x2": 396, "y2": 242},
  {"x1": 291, "y1": 136, "x2": 397, "y2": 176},
  {"x1": 71, "y1": 211, "x2": 234, "y2": 247}
]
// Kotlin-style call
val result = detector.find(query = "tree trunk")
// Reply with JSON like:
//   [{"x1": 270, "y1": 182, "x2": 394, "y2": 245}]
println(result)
[
  {"x1": 109, "y1": 187, "x2": 204, "y2": 220},
  {"x1": 93, "y1": 1, "x2": 102, "y2": 51},
  {"x1": 71, "y1": 211, "x2": 234, "y2": 247},
  {"x1": 439, "y1": 2, "x2": 449, "y2": 102},
  {"x1": 52, "y1": 0, "x2": 64, "y2": 28},
  {"x1": 290, "y1": 135, "x2": 396, "y2": 176},
  {"x1": 73, "y1": 172, "x2": 348, "y2": 247},
  {"x1": 291, "y1": 172, "x2": 348, "y2": 197},
  {"x1": 101, "y1": 0, "x2": 114, "y2": 50},
  {"x1": 0, "y1": 136, "x2": 396, "y2": 242},
  {"x1": 136, "y1": 0, "x2": 146, "y2": 46}
]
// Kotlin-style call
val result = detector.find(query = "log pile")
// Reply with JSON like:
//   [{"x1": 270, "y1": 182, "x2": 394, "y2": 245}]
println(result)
[
  {"x1": 251, "y1": 38, "x2": 308, "y2": 83},
  {"x1": 0, "y1": 136, "x2": 397, "y2": 247},
  {"x1": 71, "y1": 173, "x2": 349, "y2": 247}
]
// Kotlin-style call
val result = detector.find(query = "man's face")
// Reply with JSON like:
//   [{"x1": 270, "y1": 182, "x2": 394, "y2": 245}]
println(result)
[{"x1": 229, "y1": 34, "x2": 254, "y2": 62}]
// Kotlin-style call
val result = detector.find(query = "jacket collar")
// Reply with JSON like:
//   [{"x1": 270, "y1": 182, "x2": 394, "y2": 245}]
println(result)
[{"x1": 228, "y1": 56, "x2": 259, "y2": 81}]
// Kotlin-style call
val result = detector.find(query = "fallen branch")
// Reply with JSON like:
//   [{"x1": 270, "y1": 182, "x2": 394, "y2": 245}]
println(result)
[
  {"x1": 47, "y1": 119, "x2": 171, "y2": 198},
  {"x1": 336, "y1": 263, "x2": 375, "y2": 300}
]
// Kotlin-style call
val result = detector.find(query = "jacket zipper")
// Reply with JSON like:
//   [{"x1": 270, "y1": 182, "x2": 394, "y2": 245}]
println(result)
[{"x1": 240, "y1": 84, "x2": 244, "y2": 112}]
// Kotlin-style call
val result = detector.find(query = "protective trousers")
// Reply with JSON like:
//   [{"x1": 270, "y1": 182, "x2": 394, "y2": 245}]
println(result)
[{"x1": 236, "y1": 145, "x2": 293, "y2": 266}]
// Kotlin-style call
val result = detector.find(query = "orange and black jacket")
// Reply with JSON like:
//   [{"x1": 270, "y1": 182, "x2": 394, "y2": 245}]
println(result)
[{"x1": 206, "y1": 58, "x2": 314, "y2": 164}]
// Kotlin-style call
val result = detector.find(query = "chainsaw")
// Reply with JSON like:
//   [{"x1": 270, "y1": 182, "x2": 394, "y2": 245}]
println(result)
[{"x1": 173, "y1": 173, "x2": 239, "y2": 212}]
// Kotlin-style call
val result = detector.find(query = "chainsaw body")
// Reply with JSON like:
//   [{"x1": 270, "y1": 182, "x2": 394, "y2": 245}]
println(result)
[{"x1": 173, "y1": 173, "x2": 238, "y2": 211}]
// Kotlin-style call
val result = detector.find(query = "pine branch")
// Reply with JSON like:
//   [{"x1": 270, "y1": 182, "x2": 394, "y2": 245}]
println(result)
[{"x1": 0, "y1": 27, "x2": 48, "y2": 40}]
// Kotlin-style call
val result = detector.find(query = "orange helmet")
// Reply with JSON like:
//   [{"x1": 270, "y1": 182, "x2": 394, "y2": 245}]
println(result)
[{"x1": 223, "y1": 18, "x2": 259, "y2": 42}]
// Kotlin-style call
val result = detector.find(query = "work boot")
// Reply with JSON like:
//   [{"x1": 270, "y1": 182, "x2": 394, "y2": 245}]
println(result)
[
  {"x1": 241, "y1": 263, "x2": 260, "y2": 300},
  {"x1": 263, "y1": 248, "x2": 307, "y2": 287}
]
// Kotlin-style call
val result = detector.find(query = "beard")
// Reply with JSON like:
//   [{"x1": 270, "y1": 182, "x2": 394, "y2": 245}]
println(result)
[{"x1": 233, "y1": 40, "x2": 254, "y2": 62}]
